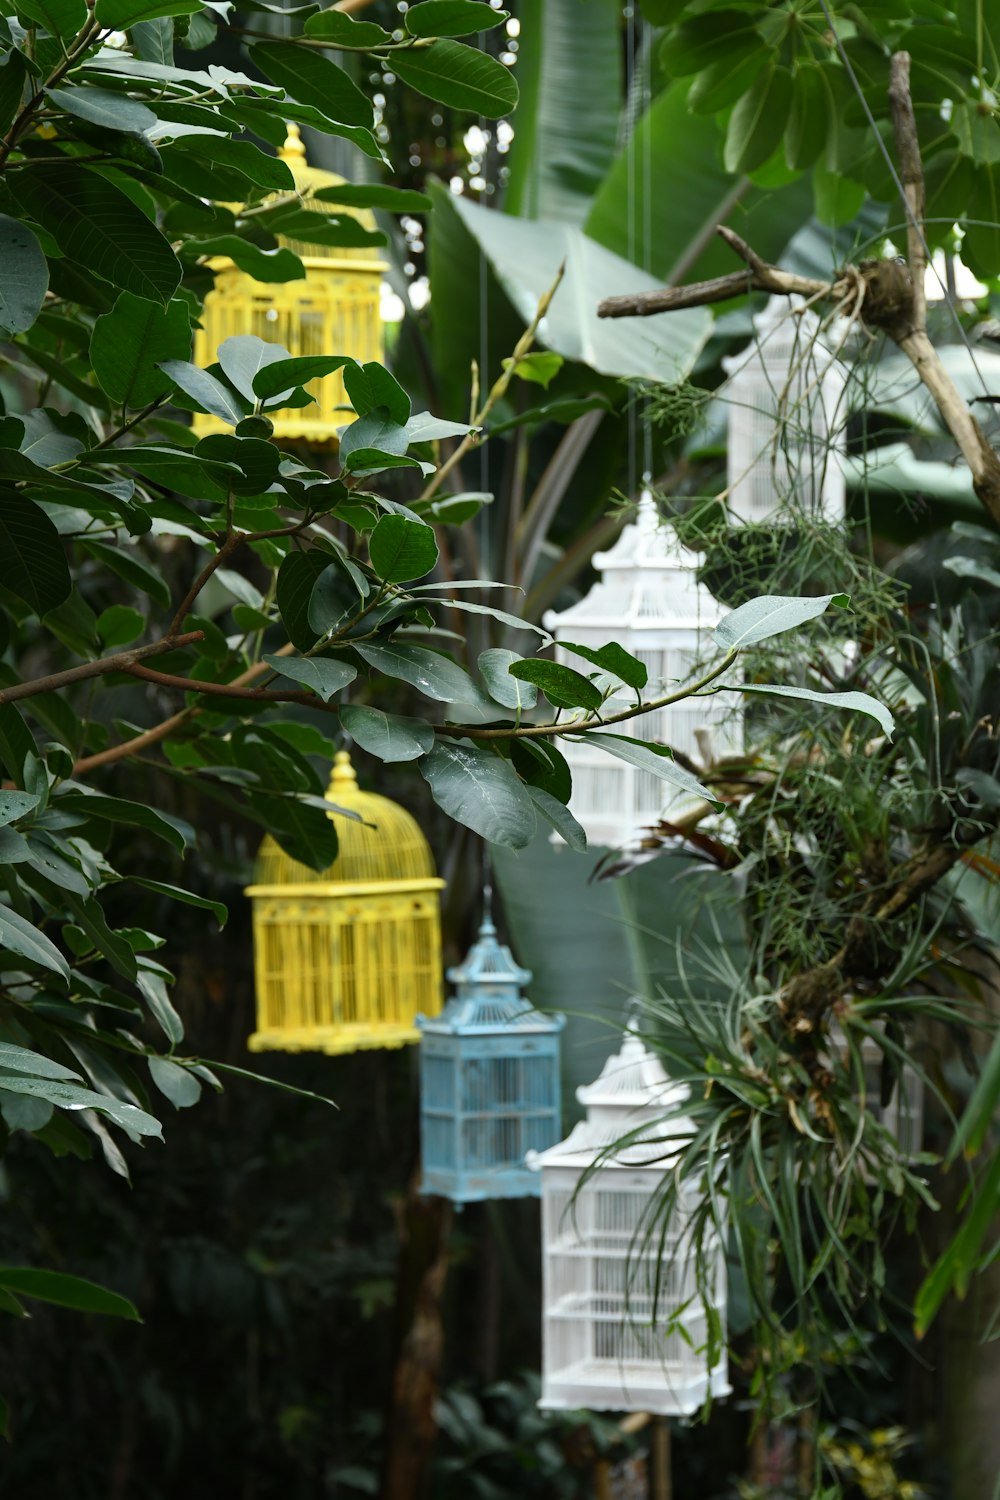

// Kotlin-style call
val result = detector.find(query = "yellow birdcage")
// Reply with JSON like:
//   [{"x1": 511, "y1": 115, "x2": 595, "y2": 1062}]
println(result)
[
  {"x1": 245, "y1": 751, "x2": 445, "y2": 1054},
  {"x1": 193, "y1": 124, "x2": 387, "y2": 446}
]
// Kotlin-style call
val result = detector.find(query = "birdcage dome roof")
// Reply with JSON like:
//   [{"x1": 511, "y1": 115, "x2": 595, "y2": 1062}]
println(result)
[
  {"x1": 529, "y1": 1027, "x2": 693, "y2": 1170},
  {"x1": 252, "y1": 751, "x2": 438, "y2": 886},
  {"x1": 543, "y1": 497, "x2": 723, "y2": 634}
]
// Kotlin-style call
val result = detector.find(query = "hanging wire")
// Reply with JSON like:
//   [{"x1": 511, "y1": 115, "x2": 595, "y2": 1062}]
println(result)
[
  {"x1": 477, "y1": 28, "x2": 491, "y2": 578},
  {"x1": 814, "y1": 0, "x2": 994, "y2": 406},
  {"x1": 625, "y1": 3, "x2": 638, "y2": 506}
]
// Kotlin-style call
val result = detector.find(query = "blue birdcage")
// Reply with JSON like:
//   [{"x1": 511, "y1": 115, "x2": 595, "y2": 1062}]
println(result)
[{"x1": 417, "y1": 901, "x2": 564, "y2": 1205}]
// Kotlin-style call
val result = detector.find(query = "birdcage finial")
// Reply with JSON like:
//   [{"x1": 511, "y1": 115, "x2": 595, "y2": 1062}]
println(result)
[
  {"x1": 279, "y1": 121, "x2": 307, "y2": 163},
  {"x1": 330, "y1": 749, "x2": 357, "y2": 792},
  {"x1": 480, "y1": 880, "x2": 496, "y2": 938}
]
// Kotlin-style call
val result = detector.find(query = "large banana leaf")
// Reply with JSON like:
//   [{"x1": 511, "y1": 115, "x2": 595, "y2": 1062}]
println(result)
[
  {"x1": 442, "y1": 186, "x2": 712, "y2": 382},
  {"x1": 503, "y1": 0, "x2": 623, "y2": 227},
  {"x1": 585, "y1": 80, "x2": 814, "y2": 284}
]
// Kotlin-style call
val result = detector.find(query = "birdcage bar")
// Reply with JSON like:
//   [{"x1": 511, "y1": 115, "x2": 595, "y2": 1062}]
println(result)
[
  {"x1": 529, "y1": 1024, "x2": 730, "y2": 1415},
  {"x1": 245, "y1": 752, "x2": 444, "y2": 1055}
]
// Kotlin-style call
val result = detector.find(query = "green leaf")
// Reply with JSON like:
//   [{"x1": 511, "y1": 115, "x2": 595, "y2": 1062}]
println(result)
[
  {"x1": 502, "y1": 0, "x2": 621, "y2": 226},
  {"x1": 339, "y1": 407, "x2": 409, "y2": 464},
  {"x1": 526, "y1": 783, "x2": 586, "y2": 852},
  {"x1": 439, "y1": 185, "x2": 710, "y2": 384},
  {"x1": 168, "y1": 134, "x2": 295, "y2": 191},
  {"x1": 216, "y1": 334, "x2": 293, "y2": 404},
  {"x1": 194, "y1": 434, "x2": 280, "y2": 493},
  {"x1": 53, "y1": 792, "x2": 189, "y2": 853},
  {"x1": 251, "y1": 354, "x2": 354, "y2": 401},
  {"x1": 158, "y1": 360, "x2": 244, "y2": 424},
  {"x1": 0, "y1": 1267, "x2": 140, "y2": 1320},
  {"x1": 262, "y1": 654, "x2": 357, "y2": 702},
  {"x1": 405, "y1": 1, "x2": 507, "y2": 38},
  {"x1": 479, "y1": 648, "x2": 538, "y2": 710},
  {"x1": 420, "y1": 741, "x2": 536, "y2": 849},
  {"x1": 428, "y1": 597, "x2": 550, "y2": 640},
  {"x1": 0, "y1": 791, "x2": 41, "y2": 827},
  {"x1": 0, "y1": 1072, "x2": 162, "y2": 1135},
  {"x1": 785, "y1": 64, "x2": 830, "y2": 170},
  {"x1": 503, "y1": 351, "x2": 563, "y2": 388},
  {"x1": 148, "y1": 1056, "x2": 202, "y2": 1109},
  {"x1": 0, "y1": 905, "x2": 69, "y2": 980},
  {"x1": 311, "y1": 182, "x2": 432, "y2": 212},
  {"x1": 724, "y1": 65, "x2": 794, "y2": 176},
  {"x1": 581, "y1": 732, "x2": 722, "y2": 809},
  {"x1": 250, "y1": 42, "x2": 374, "y2": 128},
  {"x1": 404, "y1": 411, "x2": 476, "y2": 443},
  {"x1": 812, "y1": 159, "x2": 866, "y2": 228},
  {"x1": 339, "y1": 705, "x2": 434, "y2": 763},
  {"x1": 963, "y1": 162, "x2": 1000, "y2": 281},
  {"x1": 560, "y1": 641, "x2": 647, "y2": 691},
  {"x1": 130, "y1": 878, "x2": 227, "y2": 926},
  {"x1": 184, "y1": 236, "x2": 305, "y2": 283},
  {"x1": 688, "y1": 45, "x2": 771, "y2": 116},
  {"x1": 276, "y1": 549, "x2": 329, "y2": 650},
  {"x1": 301, "y1": 9, "x2": 390, "y2": 45},
  {"x1": 390, "y1": 39, "x2": 518, "y2": 119},
  {"x1": 0, "y1": 216, "x2": 48, "y2": 336},
  {"x1": 46, "y1": 85, "x2": 156, "y2": 134},
  {"x1": 660, "y1": 11, "x2": 763, "y2": 76},
  {"x1": 137, "y1": 966, "x2": 184, "y2": 1044},
  {"x1": 712, "y1": 592, "x2": 849, "y2": 650},
  {"x1": 90, "y1": 293, "x2": 191, "y2": 410},
  {"x1": 0, "y1": 494, "x2": 72, "y2": 616},
  {"x1": 132, "y1": 16, "x2": 174, "y2": 64},
  {"x1": 736, "y1": 684, "x2": 894, "y2": 739},
  {"x1": 248, "y1": 790, "x2": 338, "y2": 872},
  {"x1": 16, "y1": 0, "x2": 85, "y2": 33},
  {"x1": 11, "y1": 164, "x2": 180, "y2": 305},
  {"x1": 343, "y1": 361, "x2": 410, "y2": 425},
  {"x1": 0, "y1": 1041, "x2": 79, "y2": 1081},
  {"x1": 95, "y1": 0, "x2": 198, "y2": 23},
  {"x1": 355, "y1": 642, "x2": 480, "y2": 704},
  {"x1": 509, "y1": 658, "x2": 603, "y2": 711},
  {"x1": 368, "y1": 514, "x2": 438, "y2": 583}
]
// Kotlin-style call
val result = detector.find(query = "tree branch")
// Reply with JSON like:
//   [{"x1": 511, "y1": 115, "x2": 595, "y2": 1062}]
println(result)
[
  {"x1": 71, "y1": 644, "x2": 299, "y2": 776},
  {"x1": 888, "y1": 51, "x2": 927, "y2": 335},
  {"x1": 122, "y1": 662, "x2": 339, "y2": 710},
  {"x1": 0, "y1": 632, "x2": 204, "y2": 706}
]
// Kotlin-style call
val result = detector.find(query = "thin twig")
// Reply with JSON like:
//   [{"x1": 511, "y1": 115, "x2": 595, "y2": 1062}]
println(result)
[
  {"x1": 123, "y1": 663, "x2": 339, "y2": 709},
  {"x1": 420, "y1": 262, "x2": 567, "y2": 503},
  {"x1": 438, "y1": 650, "x2": 740, "y2": 742}
]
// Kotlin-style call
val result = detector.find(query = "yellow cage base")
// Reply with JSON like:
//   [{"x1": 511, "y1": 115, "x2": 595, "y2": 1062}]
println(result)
[{"x1": 248, "y1": 1024, "x2": 422, "y2": 1055}]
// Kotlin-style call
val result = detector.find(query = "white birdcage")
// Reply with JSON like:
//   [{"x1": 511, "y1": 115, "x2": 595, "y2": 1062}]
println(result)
[
  {"x1": 831, "y1": 1021, "x2": 925, "y2": 1157},
  {"x1": 543, "y1": 495, "x2": 742, "y2": 848},
  {"x1": 721, "y1": 296, "x2": 846, "y2": 525},
  {"x1": 527, "y1": 1023, "x2": 730, "y2": 1415}
]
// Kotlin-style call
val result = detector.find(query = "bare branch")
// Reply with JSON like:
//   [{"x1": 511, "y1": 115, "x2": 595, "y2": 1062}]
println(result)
[
  {"x1": 888, "y1": 51, "x2": 927, "y2": 334},
  {"x1": 0, "y1": 631, "x2": 204, "y2": 706}
]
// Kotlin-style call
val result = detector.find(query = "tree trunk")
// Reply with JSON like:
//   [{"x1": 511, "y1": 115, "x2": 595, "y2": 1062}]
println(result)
[{"x1": 379, "y1": 1174, "x2": 453, "y2": 1500}]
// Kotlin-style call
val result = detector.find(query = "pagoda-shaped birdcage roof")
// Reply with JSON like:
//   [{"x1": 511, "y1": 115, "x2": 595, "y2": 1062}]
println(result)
[
  {"x1": 543, "y1": 494, "x2": 724, "y2": 636},
  {"x1": 423, "y1": 904, "x2": 564, "y2": 1035},
  {"x1": 529, "y1": 1020, "x2": 693, "y2": 1170}
]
